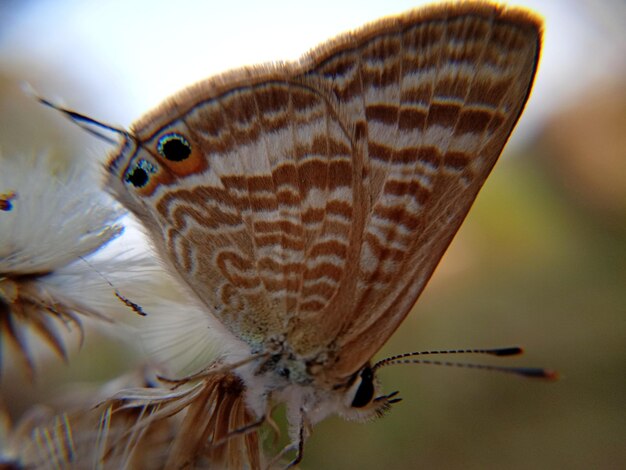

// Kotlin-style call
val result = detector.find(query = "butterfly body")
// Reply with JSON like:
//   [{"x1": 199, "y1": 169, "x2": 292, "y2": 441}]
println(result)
[{"x1": 105, "y1": 2, "x2": 542, "y2": 464}]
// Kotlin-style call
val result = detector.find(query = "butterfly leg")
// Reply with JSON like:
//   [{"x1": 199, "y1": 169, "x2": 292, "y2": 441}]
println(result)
[
  {"x1": 284, "y1": 420, "x2": 305, "y2": 468},
  {"x1": 266, "y1": 407, "x2": 308, "y2": 469},
  {"x1": 212, "y1": 414, "x2": 267, "y2": 447}
]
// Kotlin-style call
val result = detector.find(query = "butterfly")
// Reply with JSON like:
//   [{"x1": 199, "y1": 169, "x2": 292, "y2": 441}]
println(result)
[{"x1": 38, "y1": 2, "x2": 550, "y2": 467}]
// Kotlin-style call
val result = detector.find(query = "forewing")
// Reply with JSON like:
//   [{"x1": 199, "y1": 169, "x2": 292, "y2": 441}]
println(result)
[{"x1": 297, "y1": 4, "x2": 541, "y2": 378}]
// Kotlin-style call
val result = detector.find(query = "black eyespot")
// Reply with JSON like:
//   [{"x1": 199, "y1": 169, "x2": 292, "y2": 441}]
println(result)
[
  {"x1": 125, "y1": 167, "x2": 148, "y2": 187},
  {"x1": 124, "y1": 159, "x2": 158, "y2": 188},
  {"x1": 157, "y1": 133, "x2": 191, "y2": 161},
  {"x1": 351, "y1": 366, "x2": 375, "y2": 408}
]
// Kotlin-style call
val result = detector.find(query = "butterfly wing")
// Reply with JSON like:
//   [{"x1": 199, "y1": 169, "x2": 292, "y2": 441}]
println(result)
[
  {"x1": 107, "y1": 3, "x2": 540, "y2": 378},
  {"x1": 300, "y1": 5, "x2": 542, "y2": 379},
  {"x1": 111, "y1": 78, "x2": 360, "y2": 350}
]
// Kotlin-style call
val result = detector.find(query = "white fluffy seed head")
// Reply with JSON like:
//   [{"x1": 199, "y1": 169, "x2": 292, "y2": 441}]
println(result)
[{"x1": 0, "y1": 152, "x2": 123, "y2": 274}]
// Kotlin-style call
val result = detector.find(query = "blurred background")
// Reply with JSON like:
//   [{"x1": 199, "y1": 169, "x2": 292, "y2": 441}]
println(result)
[{"x1": 0, "y1": 0, "x2": 624, "y2": 468}]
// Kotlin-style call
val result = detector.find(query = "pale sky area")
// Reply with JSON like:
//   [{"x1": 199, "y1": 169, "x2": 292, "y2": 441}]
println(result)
[{"x1": 1, "y1": 0, "x2": 625, "y2": 145}]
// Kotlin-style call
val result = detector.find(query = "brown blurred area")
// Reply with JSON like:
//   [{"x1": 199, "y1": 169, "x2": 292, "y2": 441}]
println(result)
[
  {"x1": 538, "y1": 78, "x2": 626, "y2": 229},
  {"x1": 1, "y1": 2, "x2": 625, "y2": 469}
]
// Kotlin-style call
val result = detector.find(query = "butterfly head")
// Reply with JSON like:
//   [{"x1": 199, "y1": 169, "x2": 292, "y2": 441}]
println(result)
[
  {"x1": 338, "y1": 364, "x2": 401, "y2": 421},
  {"x1": 248, "y1": 355, "x2": 401, "y2": 427}
]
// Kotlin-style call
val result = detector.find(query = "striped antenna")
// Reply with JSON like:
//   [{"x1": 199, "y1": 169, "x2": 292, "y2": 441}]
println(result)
[{"x1": 373, "y1": 347, "x2": 558, "y2": 380}]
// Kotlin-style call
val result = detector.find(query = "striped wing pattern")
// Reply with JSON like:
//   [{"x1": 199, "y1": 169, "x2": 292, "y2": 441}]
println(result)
[
  {"x1": 305, "y1": 6, "x2": 540, "y2": 377},
  {"x1": 112, "y1": 3, "x2": 540, "y2": 380}
]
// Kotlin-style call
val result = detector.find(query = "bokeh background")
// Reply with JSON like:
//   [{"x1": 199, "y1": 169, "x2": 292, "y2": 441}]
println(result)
[{"x1": 1, "y1": 0, "x2": 625, "y2": 468}]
